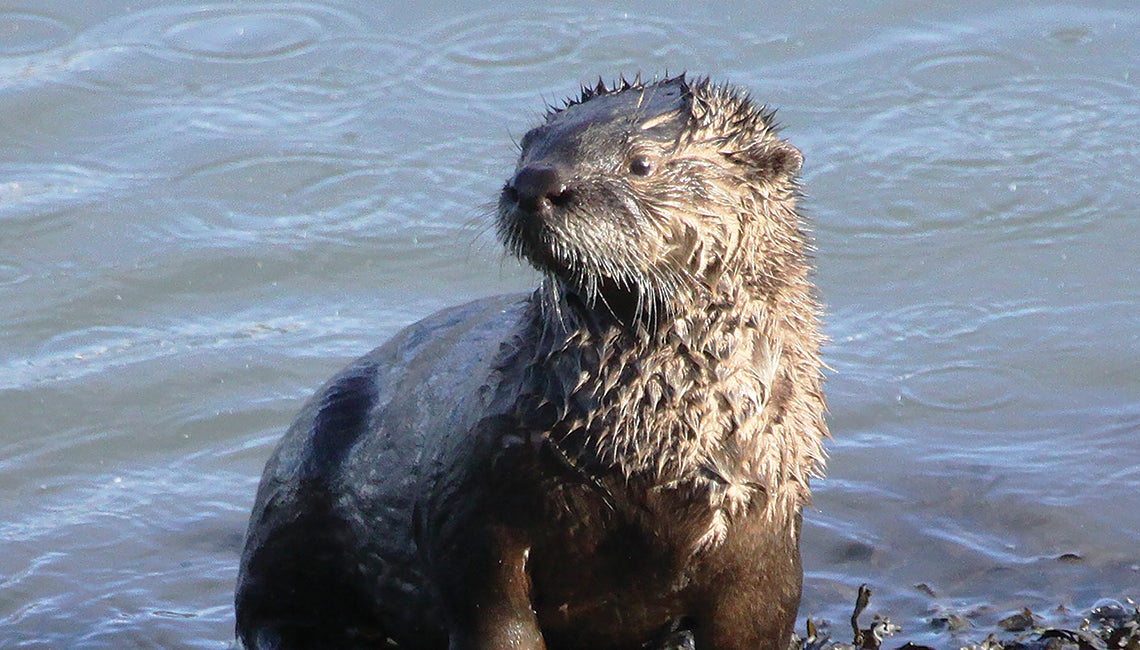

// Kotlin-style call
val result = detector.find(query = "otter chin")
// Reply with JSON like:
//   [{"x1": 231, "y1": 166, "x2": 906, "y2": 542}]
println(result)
[{"x1": 236, "y1": 74, "x2": 828, "y2": 650}]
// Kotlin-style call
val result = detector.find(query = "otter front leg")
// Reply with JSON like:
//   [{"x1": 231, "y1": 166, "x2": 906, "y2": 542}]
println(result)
[
  {"x1": 437, "y1": 527, "x2": 546, "y2": 650},
  {"x1": 692, "y1": 516, "x2": 803, "y2": 650},
  {"x1": 693, "y1": 587, "x2": 799, "y2": 650}
]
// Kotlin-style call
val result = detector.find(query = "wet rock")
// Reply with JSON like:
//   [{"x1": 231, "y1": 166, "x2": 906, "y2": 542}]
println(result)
[{"x1": 998, "y1": 608, "x2": 1040, "y2": 632}]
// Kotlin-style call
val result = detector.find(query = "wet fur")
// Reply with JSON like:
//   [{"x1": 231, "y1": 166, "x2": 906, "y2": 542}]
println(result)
[
  {"x1": 236, "y1": 75, "x2": 828, "y2": 650},
  {"x1": 498, "y1": 75, "x2": 826, "y2": 545}
]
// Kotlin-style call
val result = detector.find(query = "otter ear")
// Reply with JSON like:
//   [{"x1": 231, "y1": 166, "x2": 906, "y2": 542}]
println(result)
[{"x1": 734, "y1": 139, "x2": 803, "y2": 186}]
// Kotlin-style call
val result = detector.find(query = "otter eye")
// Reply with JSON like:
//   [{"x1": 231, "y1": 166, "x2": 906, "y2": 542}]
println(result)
[{"x1": 628, "y1": 155, "x2": 654, "y2": 177}]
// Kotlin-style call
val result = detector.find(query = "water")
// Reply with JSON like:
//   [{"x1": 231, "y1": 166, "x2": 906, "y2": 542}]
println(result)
[{"x1": 1, "y1": 1, "x2": 1136, "y2": 647}]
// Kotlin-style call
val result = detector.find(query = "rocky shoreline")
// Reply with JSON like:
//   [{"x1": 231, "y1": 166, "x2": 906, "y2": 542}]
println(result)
[{"x1": 794, "y1": 585, "x2": 1139, "y2": 650}]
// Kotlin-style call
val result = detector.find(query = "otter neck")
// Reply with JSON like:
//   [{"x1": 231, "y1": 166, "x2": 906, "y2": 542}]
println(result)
[
  {"x1": 559, "y1": 277, "x2": 645, "y2": 330},
  {"x1": 510, "y1": 273, "x2": 822, "y2": 524}
]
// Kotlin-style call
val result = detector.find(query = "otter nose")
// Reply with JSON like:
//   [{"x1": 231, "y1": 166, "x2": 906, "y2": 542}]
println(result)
[{"x1": 508, "y1": 165, "x2": 568, "y2": 210}]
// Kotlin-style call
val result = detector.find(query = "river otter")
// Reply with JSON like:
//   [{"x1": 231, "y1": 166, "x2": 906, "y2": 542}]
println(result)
[{"x1": 235, "y1": 75, "x2": 827, "y2": 650}]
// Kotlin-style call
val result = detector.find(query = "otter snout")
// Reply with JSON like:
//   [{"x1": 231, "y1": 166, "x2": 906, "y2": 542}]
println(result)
[{"x1": 505, "y1": 165, "x2": 570, "y2": 212}]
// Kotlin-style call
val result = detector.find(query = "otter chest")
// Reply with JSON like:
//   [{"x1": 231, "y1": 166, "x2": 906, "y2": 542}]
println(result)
[{"x1": 522, "y1": 479, "x2": 703, "y2": 647}]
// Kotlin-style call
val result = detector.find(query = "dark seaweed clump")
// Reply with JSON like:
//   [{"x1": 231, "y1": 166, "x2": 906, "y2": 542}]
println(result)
[{"x1": 792, "y1": 585, "x2": 1140, "y2": 650}]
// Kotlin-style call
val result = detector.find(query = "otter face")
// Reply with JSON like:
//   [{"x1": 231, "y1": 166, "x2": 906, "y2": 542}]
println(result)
[{"x1": 497, "y1": 75, "x2": 803, "y2": 316}]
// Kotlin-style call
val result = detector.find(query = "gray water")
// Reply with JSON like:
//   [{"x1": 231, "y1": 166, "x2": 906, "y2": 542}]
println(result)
[{"x1": 1, "y1": 1, "x2": 1137, "y2": 647}]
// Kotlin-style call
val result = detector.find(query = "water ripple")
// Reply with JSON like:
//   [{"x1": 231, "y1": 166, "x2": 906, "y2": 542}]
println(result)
[
  {"x1": 882, "y1": 302, "x2": 996, "y2": 341},
  {"x1": 0, "y1": 11, "x2": 76, "y2": 56},
  {"x1": 830, "y1": 301, "x2": 1022, "y2": 356},
  {"x1": 167, "y1": 138, "x2": 507, "y2": 247},
  {"x1": 905, "y1": 48, "x2": 1032, "y2": 94},
  {"x1": 161, "y1": 11, "x2": 324, "y2": 61},
  {"x1": 169, "y1": 152, "x2": 392, "y2": 244},
  {"x1": 91, "y1": 2, "x2": 365, "y2": 62},
  {"x1": 819, "y1": 71, "x2": 1137, "y2": 244},
  {"x1": 1, "y1": 318, "x2": 303, "y2": 390},
  {"x1": 0, "y1": 465, "x2": 251, "y2": 647},
  {"x1": 0, "y1": 262, "x2": 29, "y2": 287},
  {"x1": 408, "y1": 9, "x2": 692, "y2": 101},
  {"x1": 0, "y1": 163, "x2": 152, "y2": 226},
  {"x1": 409, "y1": 10, "x2": 579, "y2": 99},
  {"x1": 900, "y1": 363, "x2": 1022, "y2": 413}
]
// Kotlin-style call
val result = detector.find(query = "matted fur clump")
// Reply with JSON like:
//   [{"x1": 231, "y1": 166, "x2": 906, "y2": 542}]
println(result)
[{"x1": 237, "y1": 74, "x2": 828, "y2": 650}]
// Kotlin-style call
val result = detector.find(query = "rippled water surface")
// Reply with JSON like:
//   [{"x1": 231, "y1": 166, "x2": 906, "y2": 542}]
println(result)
[{"x1": 1, "y1": 1, "x2": 1137, "y2": 647}]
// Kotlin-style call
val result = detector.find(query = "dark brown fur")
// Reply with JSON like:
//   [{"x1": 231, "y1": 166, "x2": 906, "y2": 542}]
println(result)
[{"x1": 236, "y1": 75, "x2": 827, "y2": 650}]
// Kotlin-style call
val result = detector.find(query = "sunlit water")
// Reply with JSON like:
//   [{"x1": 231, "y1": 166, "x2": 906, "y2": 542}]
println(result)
[{"x1": 1, "y1": 1, "x2": 1136, "y2": 647}]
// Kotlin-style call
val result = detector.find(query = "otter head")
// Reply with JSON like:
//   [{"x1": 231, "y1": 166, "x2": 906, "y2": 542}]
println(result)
[{"x1": 498, "y1": 75, "x2": 805, "y2": 321}]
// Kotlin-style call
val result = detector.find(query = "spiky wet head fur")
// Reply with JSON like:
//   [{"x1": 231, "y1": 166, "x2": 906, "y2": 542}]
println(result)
[
  {"x1": 497, "y1": 75, "x2": 827, "y2": 548},
  {"x1": 497, "y1": 74, "x2": 807, "y2": 322}
]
